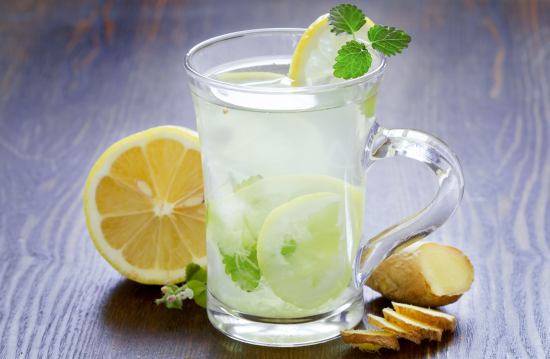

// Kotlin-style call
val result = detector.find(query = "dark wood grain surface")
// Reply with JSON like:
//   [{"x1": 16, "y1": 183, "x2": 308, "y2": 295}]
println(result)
[{"x1": 1, "y1": 0, "x2": 549, "y2": 358}]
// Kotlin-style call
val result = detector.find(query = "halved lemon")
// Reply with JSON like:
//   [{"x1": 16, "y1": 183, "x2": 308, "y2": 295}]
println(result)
[
  {"x1": 83, "y1": 126, "x2": 205, "y2": 284},
  {"x1": 288, "y1": 14, "x2": 375, "y2": 86}
]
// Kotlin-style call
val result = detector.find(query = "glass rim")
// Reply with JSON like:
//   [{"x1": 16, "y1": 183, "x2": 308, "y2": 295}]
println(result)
[{"x1": 184, "y1": 28, "x2": 386, "y2": 94}]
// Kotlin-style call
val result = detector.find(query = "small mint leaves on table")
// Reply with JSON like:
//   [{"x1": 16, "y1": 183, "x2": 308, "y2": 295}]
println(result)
[
  {"x1": 155, "y1": 263, "x2": 207, "y2": 309},
  {"x1": 329, "y1": 3, "x2": 412, "y2": 79}
]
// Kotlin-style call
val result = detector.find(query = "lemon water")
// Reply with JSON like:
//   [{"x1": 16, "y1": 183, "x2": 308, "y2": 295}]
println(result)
[{"x1": 193, "y1": 58, "x2": 377, "y2": 318}]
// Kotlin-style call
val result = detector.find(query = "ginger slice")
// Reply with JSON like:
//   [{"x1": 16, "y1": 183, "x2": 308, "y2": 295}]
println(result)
[
  {"x1": 344, "y1": 302, "x2": 458, "y2": 352},
  {"x1": 341, "y1": 329, "x2": 399, "y2": 351},
  {"x1": 392, "y1": 301, "x2": 456, "y2": 332},
  {"x1": 367, "y1": 314, "x2": 422, "y2": 344},
  {"x1": 383, "y1": 308, "x2": 442, "y2": 341}
]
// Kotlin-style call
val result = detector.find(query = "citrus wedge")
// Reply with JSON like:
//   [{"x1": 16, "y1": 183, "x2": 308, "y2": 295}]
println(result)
[
  {"x1": 288, "y1": 14, "x2": 375, "y2": 86},
  {"x1": 257, "y1": 192, "x2": 352, "y2": 309},
  {"x1": 83, "y1": 126, "x2": 205, "y2": 284}
]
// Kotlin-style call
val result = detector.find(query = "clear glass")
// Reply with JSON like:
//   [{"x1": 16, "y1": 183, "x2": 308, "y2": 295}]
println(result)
[{"x1": 185, "y1": 29, "x2": 464, "y2": 347}]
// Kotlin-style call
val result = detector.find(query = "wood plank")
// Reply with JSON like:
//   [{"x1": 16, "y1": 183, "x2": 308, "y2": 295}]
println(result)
[{"x1": 0, "y1": 0, "x2": 549, "y2": 357}]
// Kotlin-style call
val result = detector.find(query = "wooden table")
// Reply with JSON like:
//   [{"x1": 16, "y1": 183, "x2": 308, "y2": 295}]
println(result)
[{"x1": 1, "y1": 0, "x2": 549, "y2": 357}]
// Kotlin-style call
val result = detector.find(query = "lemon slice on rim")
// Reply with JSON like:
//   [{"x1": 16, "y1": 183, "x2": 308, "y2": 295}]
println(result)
[
  {"x1": 83, "y1": 126, "x2": 205, "y2": 284},
  {"x1": 288, "y1": 14, "x2": 376, "y2": 86}
]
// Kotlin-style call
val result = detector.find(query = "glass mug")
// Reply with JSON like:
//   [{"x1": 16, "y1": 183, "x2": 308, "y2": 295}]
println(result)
[{"x1": 185, "y1": 29, "x2": 464, "y2": 347}]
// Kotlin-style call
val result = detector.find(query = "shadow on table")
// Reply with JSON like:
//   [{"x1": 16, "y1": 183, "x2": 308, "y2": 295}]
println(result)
[
  {"x1": 211, "y1": 296, "x2": 457, "y2": 359},
  {"x1": 102, "y1": 279, "x2": 207, "y2": 333},
  {"x1": 210, "y1": 315, "x2": 456, "y2": 359},
  {"x1": 101, "y1": 280, "x2": 455, "y2": 358}
]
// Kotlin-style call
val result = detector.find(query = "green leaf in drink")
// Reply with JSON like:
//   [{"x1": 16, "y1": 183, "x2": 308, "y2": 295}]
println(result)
[
  {"x1": 221, "y1": 246, "x2": 261, "y2": 292},
  {"x1": 280, "y1": 238, "x2": 297, "y2": 257},
  {"x1": 233, "y1": 174, "x2": 263, "y2": 192}
]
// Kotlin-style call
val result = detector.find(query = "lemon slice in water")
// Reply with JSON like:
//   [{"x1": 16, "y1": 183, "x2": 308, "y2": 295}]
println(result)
[
  {"x1": 257, "y1": 192, "x2": 352, "y2": 309},
  {"x1": 208, "y1": 176, "x2": 363, "y2": 257}
]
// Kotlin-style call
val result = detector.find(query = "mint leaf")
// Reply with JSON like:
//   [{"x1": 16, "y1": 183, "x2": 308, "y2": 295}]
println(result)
[
  {"x1": 333, "y1": 40, "x2": 372, "y2": 79},
  {"x1": 186, "y1": 263, "x2": 207, "y2": 283},
  {"x1": 194, "y1": 289, "x2": 207, "y2": 308},
  {"x1": 368, "y1": 24, "x2": 411, "y2": 56},
  {"x1": 222, "y1": 246, "x2": 260, "y2": 292},
  {"x1": 234, "y1": 174, "x2": 263, "y2": 192},
  {"x1": 281, "y1": 238, "x2": 297, "y2": 257},
  {"x1": 220, "y1": 215, "x2": 261, "y2": 291},
  {"x1": 186, "y1": 280, "x2": 207, "y2": 308},
  {"x1": 185, "y1": 263, "x2": 200, "y2": 280},
  {"x1": 155, "y1": 263, "x2": 207, "y2": 310},
  {"x1": 329, "y1": 4, "x2": 366, "y2": 35}
]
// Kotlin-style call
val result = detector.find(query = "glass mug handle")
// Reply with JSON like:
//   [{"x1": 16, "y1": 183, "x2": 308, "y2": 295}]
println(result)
[{"x1": 355, "y1": 125, "x2": 465, "y2": 287}]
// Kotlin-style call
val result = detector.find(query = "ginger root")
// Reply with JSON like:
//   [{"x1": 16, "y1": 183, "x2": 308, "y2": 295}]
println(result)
[{"x1": 366, "y1": 242, "x2": 474, "y2": 306}]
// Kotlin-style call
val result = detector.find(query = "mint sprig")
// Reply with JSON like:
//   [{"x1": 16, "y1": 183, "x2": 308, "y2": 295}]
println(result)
[
  {"x1": 329, "y1": 3, "x2": 411, "y2": 79},
  {"x1": 155, "y1": 263, "x2": 207, "y2": 309}
]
